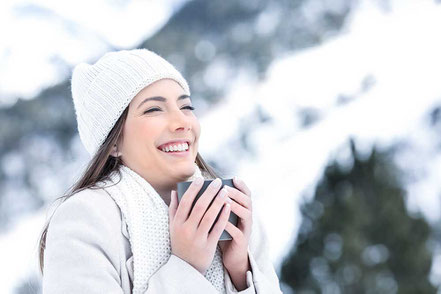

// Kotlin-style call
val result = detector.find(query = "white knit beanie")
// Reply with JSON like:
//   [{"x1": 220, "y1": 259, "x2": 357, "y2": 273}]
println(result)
[{"x1": 71, "y1": 48, "x2": 191, "y2": 158}]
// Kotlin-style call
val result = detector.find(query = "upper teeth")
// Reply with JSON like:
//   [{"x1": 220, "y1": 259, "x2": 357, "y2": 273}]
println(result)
[{"x1": 161, "y1": 143, "x2": 189, "y2": 152}]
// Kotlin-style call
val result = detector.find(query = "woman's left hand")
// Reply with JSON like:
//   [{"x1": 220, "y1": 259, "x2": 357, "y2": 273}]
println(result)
[{"x1": 218, "y1": 176, "x2": 253, "y2": 273}]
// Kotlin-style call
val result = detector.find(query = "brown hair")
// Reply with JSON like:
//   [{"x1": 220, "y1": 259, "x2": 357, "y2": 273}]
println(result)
[{"x1": 37, "y1": 105, "x2": 221, "y2": 276}]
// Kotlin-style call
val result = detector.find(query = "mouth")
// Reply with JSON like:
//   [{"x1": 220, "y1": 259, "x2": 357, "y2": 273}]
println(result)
[{"x1": 157, "y1": 140, "x2": 191, "y2": 157}]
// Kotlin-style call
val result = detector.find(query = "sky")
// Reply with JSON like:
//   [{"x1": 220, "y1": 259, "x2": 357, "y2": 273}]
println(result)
[
  {"x1": 1, "y1": 0, "x2": 441, "y2": 292},
  {"x1": 0, "y1": 0, "x2": 187, "y2": 107}
]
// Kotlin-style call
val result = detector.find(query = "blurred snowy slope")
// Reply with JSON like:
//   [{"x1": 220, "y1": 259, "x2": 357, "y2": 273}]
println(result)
[{"x1": 0, "y1": 0, "x2": 188, "y2": 107}]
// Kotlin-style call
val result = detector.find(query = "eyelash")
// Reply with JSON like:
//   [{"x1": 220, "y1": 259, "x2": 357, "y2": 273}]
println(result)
[{"x1": 144, "y1": 106, "x2": 195, "y2": 114}]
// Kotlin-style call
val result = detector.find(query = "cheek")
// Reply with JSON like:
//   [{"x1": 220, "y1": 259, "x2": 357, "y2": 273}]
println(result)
[
  {"x1": 138, "y1": 121, "x2": 162, "y2": 145},
  {"x1": 124, "y1": 119, "x2": 161, "y2": 150},
  {"x1": 192, "y1": 116, "x2": 201, "y2": 138}
]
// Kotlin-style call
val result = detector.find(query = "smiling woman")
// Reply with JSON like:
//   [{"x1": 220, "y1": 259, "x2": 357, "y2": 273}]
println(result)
[
  {"x1": 114, "y1": 78, "x2": 201, "y2": 205},
  {"x1": 38, "y1": 48, "x2": 283, "y2": 294}
]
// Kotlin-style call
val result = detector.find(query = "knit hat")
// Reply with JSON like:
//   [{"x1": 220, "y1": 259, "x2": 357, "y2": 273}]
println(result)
[{"x1": 71, "y1": 48, "x2": 191, "y2": 158}]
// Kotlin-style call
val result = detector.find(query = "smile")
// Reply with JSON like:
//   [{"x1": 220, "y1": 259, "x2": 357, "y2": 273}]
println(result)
[{"x1": 157, "y1": 144, "x2": 191, "y2": 157}]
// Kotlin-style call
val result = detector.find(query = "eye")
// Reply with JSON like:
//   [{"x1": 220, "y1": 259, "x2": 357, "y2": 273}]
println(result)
[
  {"x1": 144, "y1": 108, "x2": 161, "y2": 114},
  {"x1": 143, "y1": 106, "x2": 195, "y2": 114}
]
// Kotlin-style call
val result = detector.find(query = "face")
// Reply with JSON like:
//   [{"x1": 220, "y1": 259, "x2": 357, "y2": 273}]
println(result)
[{"x1": 116, "y1": 78, "x2": 201, "y2": 187}]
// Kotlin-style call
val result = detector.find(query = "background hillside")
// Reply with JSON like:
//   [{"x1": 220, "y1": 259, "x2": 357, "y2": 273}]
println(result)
[{"x1": 1, "y1": 0, "x2": 441, "y2": 293}]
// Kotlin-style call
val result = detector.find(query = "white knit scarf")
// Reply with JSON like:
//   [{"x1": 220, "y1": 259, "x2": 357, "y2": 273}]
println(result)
[{"x1": 98, "y1": 163, "x2": 226, "y2": 293}]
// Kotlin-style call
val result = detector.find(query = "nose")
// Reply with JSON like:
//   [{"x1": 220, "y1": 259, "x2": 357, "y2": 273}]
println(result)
[{"x1": 169, "y1": 108, "x2": 192, "y2": 132}]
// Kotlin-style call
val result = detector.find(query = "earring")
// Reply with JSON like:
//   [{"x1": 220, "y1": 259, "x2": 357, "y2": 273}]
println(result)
[{"x1": 112, "y1": 144, "x2": 122, "y2": 157}]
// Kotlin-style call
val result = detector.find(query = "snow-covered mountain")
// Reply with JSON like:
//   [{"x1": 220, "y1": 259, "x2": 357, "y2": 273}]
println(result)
[
  {"x1": 0, "y1": 0, "x2": 188, "y2": 107},
  {"x1": 1, "y1": 0, "x2": 441, "y2": 292}
]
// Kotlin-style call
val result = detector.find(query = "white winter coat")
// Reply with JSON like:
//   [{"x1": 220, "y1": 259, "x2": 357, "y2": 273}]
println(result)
[{"x1": 42, "y1": 187, "x2": 283, "y2": 293}]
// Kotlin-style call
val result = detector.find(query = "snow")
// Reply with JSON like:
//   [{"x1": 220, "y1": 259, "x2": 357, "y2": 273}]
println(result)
[
  {"x1": 200, "y1": 0, "x2": 441, "y2": 281},
  {"x1": 1, "y1": 0, "x2": 441, "y2": 291},
  {"x1": 0, "y1": 0, "x2": 187, "y2": 107}
]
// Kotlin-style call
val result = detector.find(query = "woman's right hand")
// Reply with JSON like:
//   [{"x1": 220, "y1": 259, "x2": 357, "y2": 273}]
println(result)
[{"x1": 168, "y1": 177, "x2": 232, "y2": 275}]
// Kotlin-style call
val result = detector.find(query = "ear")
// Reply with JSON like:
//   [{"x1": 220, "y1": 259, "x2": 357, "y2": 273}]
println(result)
[{"x1": 111, "y1": 144, "x2": 122, "y2": 157}]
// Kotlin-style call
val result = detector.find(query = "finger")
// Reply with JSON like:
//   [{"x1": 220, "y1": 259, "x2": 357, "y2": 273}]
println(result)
[
  {"x1": 230, "y1": 201, "x2": 253, "y2": 238},
  {"x1": 187, "y1": 178, "x2": 222, "y2": 225},
  {"x1": 198, "y1": 188, "x2": 231, "y2": 236},
  {"x1": 169, "y1": 190, "x2": 177, "y2": 222},
  {"x1": 233, "y1": 176, "x2": 252, "y2": 197},
  {"x1": 224, "y1": 221, "x2": 244, "y2": 242},
  {"x1": 228, "y1": 200, "x2": 252, "y2": 222},
  {"x1": 174, "y1": 177, "x2": 204, "y2": 224},
  {"x1": 207, "y1": 202, "x2": 231, "y2": 245},
  {"x1": 224, "y1": 186, "x2": 252, "y2": 209}
]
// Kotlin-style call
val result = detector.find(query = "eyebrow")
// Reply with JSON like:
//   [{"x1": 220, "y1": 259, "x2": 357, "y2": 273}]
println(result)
[{"x1": 137, "y1": 94, "x2": 191, "y2": 110}]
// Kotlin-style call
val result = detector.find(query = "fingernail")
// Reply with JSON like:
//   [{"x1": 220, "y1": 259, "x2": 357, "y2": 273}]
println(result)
[
  {"x1": 234, "y1": 176, "x2": 240, "y2": 182},
  {"x1": 195, "y1": 177, "x2": 204, "y2": 185},
  {"x1": 213, "y1": 178, "x2": 221, "y2": 188},
  {"x1": 226, "y1": 197, "x2": 232, "y2": 203},
  {"x1": 218, "y1": 188, "x2": 227, "y2": 198}
]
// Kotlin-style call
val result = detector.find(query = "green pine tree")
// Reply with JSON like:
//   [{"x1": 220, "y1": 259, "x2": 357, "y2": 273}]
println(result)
[{"x1": 281, "y1": 139, "x2": 436, "y2": 294}]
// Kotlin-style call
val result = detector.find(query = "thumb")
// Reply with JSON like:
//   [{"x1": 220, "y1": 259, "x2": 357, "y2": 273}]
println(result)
[{"x1": 169, "y1": 190, "x2": 177, "y2": 222}]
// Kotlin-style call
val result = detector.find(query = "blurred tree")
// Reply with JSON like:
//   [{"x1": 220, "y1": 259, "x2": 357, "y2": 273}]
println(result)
[{"x1": 280, "y1": 139, "x2": 436, "y2": 293}]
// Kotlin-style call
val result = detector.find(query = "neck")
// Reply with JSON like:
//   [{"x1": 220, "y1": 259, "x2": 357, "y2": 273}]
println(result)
[
  {"x1": 156, "y1": 167, "x2": 203, "y2": 206},
  {"x1": 156, "y1": 186, "x2": 176, "y2": 207}
]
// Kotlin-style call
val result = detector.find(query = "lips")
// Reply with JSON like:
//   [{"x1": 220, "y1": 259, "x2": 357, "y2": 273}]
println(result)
[
  {"x1": 158, "y1": 143, "x2": 191, "y2": 157},
  {"x1": 157, "y1": 140, "x2": 191, "y2": 150}
]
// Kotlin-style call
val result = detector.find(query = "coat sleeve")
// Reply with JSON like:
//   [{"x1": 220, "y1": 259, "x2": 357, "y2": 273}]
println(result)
[
  {"x1": 144, "y1": 254, "x2": 220, "y2": 293},
  {"x1": 42, "y1": 190, "x2": 125, "y2": 294},
  {"x1": 224, "y1": 209, "x2": 283, "y2": 294},
  {"x1": 43, "y1": 189, "x2": 221, "y2": 294}
]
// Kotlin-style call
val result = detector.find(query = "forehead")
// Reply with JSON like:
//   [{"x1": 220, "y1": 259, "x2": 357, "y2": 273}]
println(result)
[
  {"x1": 129, "y1": 79, "x2": 190, "y2": 113},
  {"x1": 132, "y1": 79, "x2": 185, "y2": 103}
]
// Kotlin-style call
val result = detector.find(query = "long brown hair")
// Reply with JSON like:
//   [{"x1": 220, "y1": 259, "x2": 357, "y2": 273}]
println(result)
[{"x1": 37, "y1": 105, "x2": 221, "y2": 276}]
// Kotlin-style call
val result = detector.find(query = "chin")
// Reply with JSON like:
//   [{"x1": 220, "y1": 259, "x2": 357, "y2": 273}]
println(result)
[
  {"x1": 170, "y1": 161, "x2": 195, "y2": 179},
  {"x1": 183, "y1": 161, "x2": 196, "y2": 176}
]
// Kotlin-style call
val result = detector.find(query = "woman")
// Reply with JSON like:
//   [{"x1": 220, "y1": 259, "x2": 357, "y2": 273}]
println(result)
[{"x1": 38, "y1": 48, "x2": 283, "y2": 293}]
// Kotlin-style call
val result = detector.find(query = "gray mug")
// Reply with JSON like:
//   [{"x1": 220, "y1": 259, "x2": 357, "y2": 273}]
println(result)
[{"x1": 177, "y1": 178, "x2": 239, "y2": 241}]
